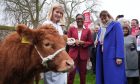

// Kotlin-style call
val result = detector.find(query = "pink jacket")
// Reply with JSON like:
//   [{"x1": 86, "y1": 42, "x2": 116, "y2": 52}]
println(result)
[{"x1": 67, "y1": 26, "x2": 93, "y2": 60}]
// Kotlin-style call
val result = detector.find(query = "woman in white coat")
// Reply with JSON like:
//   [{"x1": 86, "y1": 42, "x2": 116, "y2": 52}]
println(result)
[{"x1": 43, "y1": 3, "x2": 67, "y2": 84}]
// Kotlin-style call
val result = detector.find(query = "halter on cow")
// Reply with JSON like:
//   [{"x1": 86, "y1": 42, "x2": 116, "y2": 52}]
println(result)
[{"x1": 34, "y1": 46, "x2": 65, "y2": 67}]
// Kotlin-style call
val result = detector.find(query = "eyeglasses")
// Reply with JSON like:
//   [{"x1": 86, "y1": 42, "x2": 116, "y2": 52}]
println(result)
[
  {"x1": 123, "y1": 27, "x2": 129, "y2": 30},
  {"x1": 76, "y1": 18, "x2": 84, "y2": 21}
]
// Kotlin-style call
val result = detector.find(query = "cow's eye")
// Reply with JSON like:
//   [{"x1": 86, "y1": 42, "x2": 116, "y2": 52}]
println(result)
[{"x1": 45, "y1": 43, "x2": 50, "y2": 46}]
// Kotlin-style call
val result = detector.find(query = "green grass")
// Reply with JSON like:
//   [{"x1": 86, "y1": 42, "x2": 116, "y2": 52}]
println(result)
[
  {"x1": 35, "y1": 70, "x2": 95, "y2": 84},
  {"x1": 74, "y1": 70, "x2": 95, "y2": 84},
  {"x1": 0, "y1": 25, "x2": 15, "y2": 30}
]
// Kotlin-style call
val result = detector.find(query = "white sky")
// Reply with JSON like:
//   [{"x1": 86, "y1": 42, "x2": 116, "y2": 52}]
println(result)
[
  {"x1": 1, "y1": 0, "x2": 140, "y2": 25},
  {"x1": 100, "y1": 0, "x2": 140, "y2": 21}
]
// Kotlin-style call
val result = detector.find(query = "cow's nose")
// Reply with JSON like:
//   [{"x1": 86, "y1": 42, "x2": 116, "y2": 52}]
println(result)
[{"x1": 66, "y1": 59, "x2": 74, "y2": 70}]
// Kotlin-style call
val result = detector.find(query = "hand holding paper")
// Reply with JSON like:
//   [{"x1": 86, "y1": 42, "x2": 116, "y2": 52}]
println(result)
[{"x1": 67, "y1": 38, "x2": 76, "y2": 45}]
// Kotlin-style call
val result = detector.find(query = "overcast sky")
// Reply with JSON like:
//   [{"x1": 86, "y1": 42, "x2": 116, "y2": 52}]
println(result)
[
  {"x1": 100, "y1": 0, "x2": 140, "y2": 21},
  {"x1": 1, "y1": 0, "x2": 140, "y2": 25}
]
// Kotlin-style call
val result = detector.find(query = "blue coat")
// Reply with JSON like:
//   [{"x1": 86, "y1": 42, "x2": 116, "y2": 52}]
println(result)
[{"x1": 96, "y1": 21, "x2": 127, "y2": 84}]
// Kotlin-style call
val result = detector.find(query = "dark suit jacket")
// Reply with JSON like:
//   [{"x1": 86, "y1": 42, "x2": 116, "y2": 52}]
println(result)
[{"x1": 67, "y1": 26, "x2": 93, "y2": 61}]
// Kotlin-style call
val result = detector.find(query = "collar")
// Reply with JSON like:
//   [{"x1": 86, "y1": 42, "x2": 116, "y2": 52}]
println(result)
[
  {"x1": 75, "y1": 25, "x2": 86, "y2": 29},
  {"x1": 101, "y1": 19, "x2": 113, "y2": 28}
]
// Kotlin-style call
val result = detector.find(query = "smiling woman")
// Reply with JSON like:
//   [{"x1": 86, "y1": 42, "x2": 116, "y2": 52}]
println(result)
[
  {"x1": 42, "y1": 2, "x2": 68, "y2": 84},
  {"x1": 96, "y1": 10, "x2": 127, "y2": 84},
  {"x1": 67, "y1": 14, "x2": 93, "y2": 84}
]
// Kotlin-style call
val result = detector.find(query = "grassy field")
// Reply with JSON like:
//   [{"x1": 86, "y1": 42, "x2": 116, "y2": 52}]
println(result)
[
  {"x1": 74, "y1": 70, "x2": 95, "y2": 84},
  {"x1": 35, "y1": 70, "x2": 96, "y2": 84}
]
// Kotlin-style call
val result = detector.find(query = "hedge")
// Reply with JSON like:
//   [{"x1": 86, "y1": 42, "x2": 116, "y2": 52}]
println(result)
[{"x1": 0, "y1": 25, "x2": 15, "y2": 30}]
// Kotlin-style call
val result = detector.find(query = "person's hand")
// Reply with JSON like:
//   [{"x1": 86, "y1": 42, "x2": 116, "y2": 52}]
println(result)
[
  {"x1": 79, "y1": 40, "x2": 85, "y2": 45},
  {"x1": 75, "y1": 40, "x2": 80, "y2": 46},
  {"x1": 116, "y1": 58, "x2": 122, "y2": 65},
  {"x1": 94, "y1": 40, "x2": 98, "y2": 45},
  {"x1": 67, "y1": 38, "x2": 75, "y2": 45},
  {"x1": 100, "y1": 41, "x2": 103, "y2": 45}
]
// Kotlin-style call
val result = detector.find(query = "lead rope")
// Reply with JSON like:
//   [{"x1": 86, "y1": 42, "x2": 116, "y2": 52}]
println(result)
[{"x1": 34, "y1": 45, "x2": 65, "y2": 67}]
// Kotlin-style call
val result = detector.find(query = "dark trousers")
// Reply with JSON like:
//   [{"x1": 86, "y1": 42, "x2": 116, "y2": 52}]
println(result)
[
  {"x1": 90, "y1": 47, "x2": 96, "y2": 74},
  {"x1": 127, "y1": 77, "x2": 139, "y2": 84}
]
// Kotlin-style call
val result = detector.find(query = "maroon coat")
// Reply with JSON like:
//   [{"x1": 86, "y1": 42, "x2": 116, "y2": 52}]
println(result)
[{"x1": 67, "y1": 26, "x2": 93, "y2": 61}]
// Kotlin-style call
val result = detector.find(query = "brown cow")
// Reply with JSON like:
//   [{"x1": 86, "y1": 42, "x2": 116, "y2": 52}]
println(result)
[{"x1": 0, "y1": 24, "x2": 74, "y2": 84}]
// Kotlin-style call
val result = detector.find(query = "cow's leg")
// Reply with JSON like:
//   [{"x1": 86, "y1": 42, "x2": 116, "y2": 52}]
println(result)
[
  {"x1": 25, "y1": 77, "x2": 35, "y2": 84},
  {"x1": 35, "y1": 73, "x2": 41, "y2": 84}
]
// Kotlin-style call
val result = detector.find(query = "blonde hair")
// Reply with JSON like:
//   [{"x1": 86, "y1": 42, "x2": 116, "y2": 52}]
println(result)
[
  {"x1": 47, "y1": 3, "x2": 65, "y2": 23},
  {"x1": 119, "y1": 19, "x2": 130, "y2": 27}
]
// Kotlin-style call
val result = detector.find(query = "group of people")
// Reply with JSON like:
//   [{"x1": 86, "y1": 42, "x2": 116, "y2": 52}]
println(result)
[
  {"x1": 41, "y1": 2, "x2": 140, "y2": 84},
  {"x1": 90, "y1": 12, "x2": 140, "y2": 84},
  {"x1": 123, "y1": 19, "x2": 139, "y2": 84}
]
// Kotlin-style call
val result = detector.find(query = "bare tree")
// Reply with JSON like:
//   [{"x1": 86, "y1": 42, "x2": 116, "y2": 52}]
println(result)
[
  {"x1": 56, "y1": 0, "x2": 100, "y2": 29},
  {"x1": 3, "y1": 0, "x2": 49, "y2": 28},
  {"x1": 56, "y1": 0, "x2": 85, "y2": 28},
  {"x1": 2, "y1": 0, "x2": 100, "y2": 28},
  {"x1": 85, "y1": 0, "x2": 101, "y2": 22}
]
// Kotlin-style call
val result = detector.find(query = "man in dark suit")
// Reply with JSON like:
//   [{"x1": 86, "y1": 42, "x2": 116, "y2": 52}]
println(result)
[{"x1": 89, "y1": 25, "x2": 99, "y2": 74}]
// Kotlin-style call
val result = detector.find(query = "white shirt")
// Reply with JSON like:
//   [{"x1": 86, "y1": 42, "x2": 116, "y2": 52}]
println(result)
[
  {"x1": 99, "y1": 27, "x2": 106, "y2": 43},
  {"x1": 78, "y1": 30, "x2": 82, "y2": 40},
  {"x1": 43, "y1": 20, "x2": 64, "y2": 35},
  {"x1": 43, "y1": 20, "x2": 67, "y2": 84},
  {"x1": 75, "y1": 25, "x2": 86, "y2": 40}
]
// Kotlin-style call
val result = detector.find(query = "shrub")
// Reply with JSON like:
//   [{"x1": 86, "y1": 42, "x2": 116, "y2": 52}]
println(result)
[{"x1": 0, "y1": 25, "x2": 15, "y2": 30}]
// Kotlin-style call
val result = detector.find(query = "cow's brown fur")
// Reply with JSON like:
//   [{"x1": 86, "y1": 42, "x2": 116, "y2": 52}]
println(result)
[{"x1": 0, "y1": 24, "x2": 73, "y2": 84}]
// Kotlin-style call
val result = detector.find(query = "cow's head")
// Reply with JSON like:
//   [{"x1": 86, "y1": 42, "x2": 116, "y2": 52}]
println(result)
[{"x1": 16, "y1": 24, "x2": 74, "y2": 72}]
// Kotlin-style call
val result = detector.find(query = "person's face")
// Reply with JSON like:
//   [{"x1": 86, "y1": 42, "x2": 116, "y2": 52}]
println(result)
[
  {"x1": 94, "y1": 27, "x2": 99, "y2": 33},
  {"x1": 76, "y1": 15, "x2": 84, "y2": 27},
  {"x1": 123, "y1": 28, "x2": 129, "y2": 36},
  {"x1": 131, "y1": 20, "x2": 138, "y2": 28},
  {"x1": 52, "y1": 7, "x2": 63, "y2": 23},
  {"x1": 100, "y1": 14, "x2": 110, "y2": 25}
]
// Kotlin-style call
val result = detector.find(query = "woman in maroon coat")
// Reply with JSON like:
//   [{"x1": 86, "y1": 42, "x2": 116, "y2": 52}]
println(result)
[{"x1": 67, "y1": 14, "x2": 93, "y2": 84}]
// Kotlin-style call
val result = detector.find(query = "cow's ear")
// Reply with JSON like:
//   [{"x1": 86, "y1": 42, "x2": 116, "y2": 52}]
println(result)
[
  {"x1": 16, "y1": 24, "x2": 33, "y2": 44},
  {"x1": 62, "y1": 35, "x2": 68, "y2": 42}
]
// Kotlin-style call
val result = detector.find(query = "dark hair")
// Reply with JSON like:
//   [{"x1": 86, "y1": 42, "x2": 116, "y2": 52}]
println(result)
[
  {"x1": 76, "y1": 14, "x2": 85, "y2": 20},
  {"x1": 99, "y1": 10, "x2": 113, "y2": 19},
  {"x1": 116, "y1": 15, "x2": 124, "y2": 20},
  {"x1": 132, "y1": 19, "x2": 139, "y2": 25},
  {"x1": 117, "y1": 15, "x2": 124, "y2": 18},
  {"x1": 123, "y1": 25, "x2": 130, "y2": 36}
]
